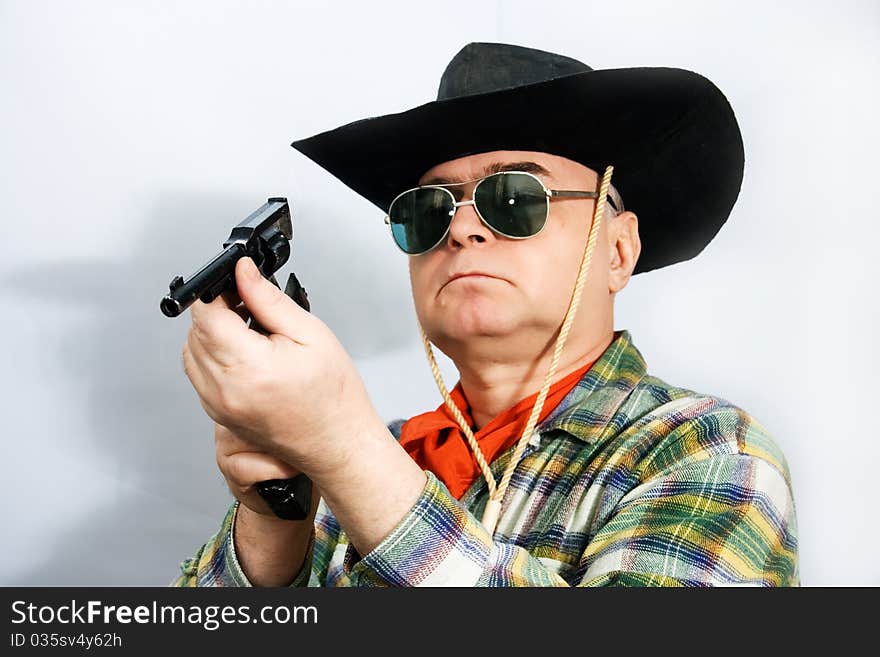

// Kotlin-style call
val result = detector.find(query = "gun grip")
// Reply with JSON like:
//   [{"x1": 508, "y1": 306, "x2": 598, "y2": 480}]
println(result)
[
  {"x1": 255, "y1": 474, "x2": 312, "y2": 521},
  {"x1": 248, "y1": 271, "x2": 314, "y2": 520}
]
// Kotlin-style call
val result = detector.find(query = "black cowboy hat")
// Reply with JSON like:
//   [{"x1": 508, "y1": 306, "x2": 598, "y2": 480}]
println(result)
[{"x1": 290, "y1": 42, "x2": 744, "y2": 274}]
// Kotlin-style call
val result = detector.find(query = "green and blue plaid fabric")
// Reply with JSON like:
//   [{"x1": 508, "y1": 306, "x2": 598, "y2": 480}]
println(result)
[{"x1": 173, "y1": 330, "x2": 798, "y2": 587}]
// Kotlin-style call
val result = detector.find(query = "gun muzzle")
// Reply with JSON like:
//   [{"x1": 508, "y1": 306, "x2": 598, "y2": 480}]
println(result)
[{"x1": 160, "y1": 243, "x2": 246, "y2": 317}]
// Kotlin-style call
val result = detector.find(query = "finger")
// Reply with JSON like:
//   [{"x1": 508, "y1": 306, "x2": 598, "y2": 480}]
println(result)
[
  {"x1": 215, "y1": 423, "x2": 263, "y2": 455},
  {"x1": 221, "y1": 284, "x2": 242, "y2": 306},
  {"x1": 215, "y1": 425, "x2": 300, "y2": 473},
  {"x1": 222, "y1": 451, "x2": 301, "y2": 488},
  {"x1": 234, "y1": 257, "x2": 311, "y2": 343},
  {"x1": 232, "y1": 305, "x2": 251, "y2": 323},
  {"x1": 190, "y1": 294, "x2": 243, "y2": 327},
  {"x1": 182, "y1": 339, "x2": 206, "y2": 389},
  {"x1": 186, "y1": 326, "x2": 216, "y2": 380},
  {"x1": 225, "y1": 298, "x2": 251, "y2": 324},
  {"x1": 217, "y1": 270, "x2": 295, "y2": 332},
  {"x1": 186, "y1": 324, "x2": 239, "y2": 412},
  {"x1": 221, "y1": 286, "x2": 267, "y2": 327},
  {"x1": 186, "y1": 322, "x2": 248, "y2": 412},
  {"x1": 190, "y1": 275, "x2": 249, "y2": 330},
  {"x1": 182, "y1": 339, "x2": 223, "y2": 422},
  {"x1": 189, "y1": 296, "x2": 266, "y2": 368}
]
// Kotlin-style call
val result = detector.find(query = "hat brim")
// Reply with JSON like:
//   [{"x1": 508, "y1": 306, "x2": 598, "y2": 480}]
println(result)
[{"x1": 291, "y1": 66, "x2": 744, "y2": 274}]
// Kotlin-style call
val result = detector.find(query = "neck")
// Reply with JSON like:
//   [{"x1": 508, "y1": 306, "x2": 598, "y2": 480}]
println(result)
[{"x1": 454, "y1": 328, "x2": 615, "y2": 431}]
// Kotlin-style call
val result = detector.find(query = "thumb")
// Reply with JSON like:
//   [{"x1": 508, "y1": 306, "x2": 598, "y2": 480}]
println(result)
[{"x1": 235, "y1": 256, "x2": 310, "y2": 339}]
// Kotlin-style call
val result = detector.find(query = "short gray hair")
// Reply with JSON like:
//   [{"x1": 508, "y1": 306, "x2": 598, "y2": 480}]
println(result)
[{"x1": 603, "y1": 182, "x2": 625, "y2": 220}]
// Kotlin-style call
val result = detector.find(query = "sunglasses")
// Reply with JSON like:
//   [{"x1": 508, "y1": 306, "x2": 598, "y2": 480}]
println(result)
[{"x1": 383, "y1": 170, "x2": 615, "y2": 255}]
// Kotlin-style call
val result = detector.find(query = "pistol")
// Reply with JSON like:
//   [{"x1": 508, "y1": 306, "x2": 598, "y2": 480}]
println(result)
[{"x1": 161, "y1": 197, "x2": 313, "y2": 521}]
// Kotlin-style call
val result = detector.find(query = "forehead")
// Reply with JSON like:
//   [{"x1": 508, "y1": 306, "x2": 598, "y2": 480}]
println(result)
[{"x1": 418, "y1": 150, "x2": 597, "y2": 186}]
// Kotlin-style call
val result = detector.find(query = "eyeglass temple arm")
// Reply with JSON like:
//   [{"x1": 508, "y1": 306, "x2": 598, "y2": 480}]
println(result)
[{"x1": 550, "y1": 189, "x2": 618, "y2": 212}]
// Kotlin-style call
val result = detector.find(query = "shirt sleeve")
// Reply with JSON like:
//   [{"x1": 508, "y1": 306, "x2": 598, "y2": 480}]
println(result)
[
  {"x1": 341, "y1": 418, "x2": 798, "y2": 587},
  {"x1": 341, "y1": 470, "x2": 574, "y2": 586},
  {"x1": 170, "y1": 500, "x2": 315, "y2": 587},
  {"x1": 171, "y1": 420, "x2": 407, "y2": 587},
  {"x1": 577, "y1": 451, "x2": 799, "y2": 586}
]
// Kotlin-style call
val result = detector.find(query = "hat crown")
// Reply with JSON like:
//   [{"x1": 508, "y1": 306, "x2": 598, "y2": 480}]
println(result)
[{"x1": 437, "y1": 42, "x2": 593, "y2": 100}]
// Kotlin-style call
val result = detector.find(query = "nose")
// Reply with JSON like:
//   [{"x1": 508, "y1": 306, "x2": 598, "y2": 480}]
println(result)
[{"x1": 444, "y1": 198, "x2": 494, "y2": 250}]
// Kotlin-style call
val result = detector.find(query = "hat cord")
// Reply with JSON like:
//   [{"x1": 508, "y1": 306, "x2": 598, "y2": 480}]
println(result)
[{"x1": 417, "y1": 165, "x2": 614, "y2": 535}]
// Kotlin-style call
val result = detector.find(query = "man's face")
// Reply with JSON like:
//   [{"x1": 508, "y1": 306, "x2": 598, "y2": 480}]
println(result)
[{"x1": 408, "y1": 150, "x2": 625, "y2": 361}]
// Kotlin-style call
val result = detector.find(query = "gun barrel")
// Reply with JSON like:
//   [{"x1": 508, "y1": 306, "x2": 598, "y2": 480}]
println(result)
[
  {"x1": 161, "y1": 198, "x2": 292, "y2": 318},
  {"x1": 160, "y1": 243, "x2": 246, "y2": 317}
]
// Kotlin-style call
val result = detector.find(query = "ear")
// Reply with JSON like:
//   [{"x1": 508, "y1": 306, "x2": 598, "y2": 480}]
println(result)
[{"x1": 607, "y1": 211, "x2": 641, "y2": 294}]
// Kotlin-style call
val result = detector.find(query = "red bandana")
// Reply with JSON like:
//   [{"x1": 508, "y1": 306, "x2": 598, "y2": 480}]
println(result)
[{"x1": 398, "y1": 358, "x2": 596, "y2": 499}]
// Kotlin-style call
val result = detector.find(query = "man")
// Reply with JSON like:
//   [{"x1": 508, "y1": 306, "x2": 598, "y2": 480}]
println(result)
[{"x1": 173, "y1": 43, "x2": 798, "y2": 587}]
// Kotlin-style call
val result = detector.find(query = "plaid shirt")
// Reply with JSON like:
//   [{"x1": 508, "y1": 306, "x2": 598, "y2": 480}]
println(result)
[{"x1": 172, "y1": 330, "x2": 799, "y2": 587}]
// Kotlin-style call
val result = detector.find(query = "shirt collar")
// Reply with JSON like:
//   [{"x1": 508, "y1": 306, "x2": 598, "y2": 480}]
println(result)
[{"x1": 536, "y1": 329, "x2": 647, "y2": 444}]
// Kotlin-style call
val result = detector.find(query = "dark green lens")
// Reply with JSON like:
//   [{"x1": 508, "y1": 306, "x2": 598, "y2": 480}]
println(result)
[
  {"x1": 388, "y1": 187, "x2": 454, "y2": 254},
  {"x1": 474, "y1": 172, "x2": 548, "y2": 238}
]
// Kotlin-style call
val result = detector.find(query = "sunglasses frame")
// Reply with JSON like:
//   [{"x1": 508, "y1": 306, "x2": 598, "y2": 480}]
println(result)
[{"x1": 383, "y1": 170, "x2": 613, "y2": 255}]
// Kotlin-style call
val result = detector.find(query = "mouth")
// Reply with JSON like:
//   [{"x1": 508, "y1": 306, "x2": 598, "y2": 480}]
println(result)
[{"x1": 441, "y1": 271, "x2": 504, "y2": 291}]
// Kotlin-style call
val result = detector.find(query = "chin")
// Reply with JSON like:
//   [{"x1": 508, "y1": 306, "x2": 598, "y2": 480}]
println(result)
[{"x1": 434, "y1": 306, "x2": 519, "y2": 342}]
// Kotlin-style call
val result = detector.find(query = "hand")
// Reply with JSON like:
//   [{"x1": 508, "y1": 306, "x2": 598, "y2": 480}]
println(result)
[
  {"x1": 214, "y1": 422, "x2": 309, "y2": 518},
  {"x1": 182, "y1": 256, "x2": 384, "y2": 479},
  {"x1": 214, "y1": 422, "x2": 320, "y2": 586}
]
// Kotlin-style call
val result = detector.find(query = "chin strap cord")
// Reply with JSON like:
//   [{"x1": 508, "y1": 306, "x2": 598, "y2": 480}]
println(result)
[{"x1": 417, "y1": 165, "x2": 615, "y2": 535}]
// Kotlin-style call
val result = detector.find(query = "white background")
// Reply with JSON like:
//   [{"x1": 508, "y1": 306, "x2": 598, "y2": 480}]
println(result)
[{"x1": 1, "y1": 0, "x2": 877, "y2": 585}]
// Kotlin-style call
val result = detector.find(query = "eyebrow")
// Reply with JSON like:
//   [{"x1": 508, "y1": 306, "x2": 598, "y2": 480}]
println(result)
[{"x1": 420, "y1": 160, "x2": 553, "y2": 186}]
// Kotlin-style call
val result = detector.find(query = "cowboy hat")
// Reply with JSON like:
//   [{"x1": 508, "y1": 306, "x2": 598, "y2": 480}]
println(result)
[{"x1": 290, "y1": 42, "x2": 744, "y2": 274}]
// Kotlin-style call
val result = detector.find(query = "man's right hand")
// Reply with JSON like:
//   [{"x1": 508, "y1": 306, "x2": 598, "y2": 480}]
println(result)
[{"x1": 215, "y1": 423, "x2": 319, "y2": 586}]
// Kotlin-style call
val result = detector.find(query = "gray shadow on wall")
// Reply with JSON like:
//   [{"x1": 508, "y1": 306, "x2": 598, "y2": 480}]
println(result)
[{"x1": 2, "y1": 191, "x2": 413, "y2": 585}]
